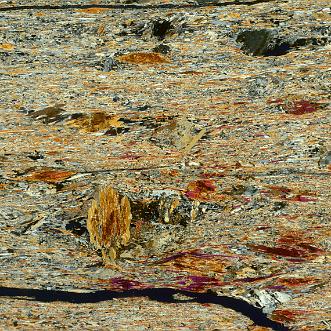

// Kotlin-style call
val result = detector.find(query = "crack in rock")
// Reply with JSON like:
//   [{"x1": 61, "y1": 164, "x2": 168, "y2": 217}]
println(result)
[{"x1": 0, "y1": 286, "x2": 289, "y2": 331}]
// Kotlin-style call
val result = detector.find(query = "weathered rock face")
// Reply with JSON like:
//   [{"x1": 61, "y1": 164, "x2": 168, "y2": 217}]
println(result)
[{"x1": 0, "y1": 0, "x2": 330, "y2": 330}]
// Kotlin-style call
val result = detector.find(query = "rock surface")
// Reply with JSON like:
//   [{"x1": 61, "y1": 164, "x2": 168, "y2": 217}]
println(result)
[{"x1": 0, "y1": 0, "x2": 330, "y2": 330}]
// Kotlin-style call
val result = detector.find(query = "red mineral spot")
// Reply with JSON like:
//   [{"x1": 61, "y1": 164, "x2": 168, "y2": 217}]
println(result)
[
  {"x1": 279, "y1": 277, "x2": 317, "y2": 287},
  {"x1": 185, "y1": 179, "x2": 217, "y2": 200},
  {"x1": 110, "y1": 278, "x2": 143, "y2": 291},
  {"x1": 250, "y1": 245, "x2": 307, "y2": 258},
  {"x1": 249, "y1": 238, "x2": 323, "y2": 260},
  {"x1": 98, "y1": 277, "x2": 146, "y2": 291},
  {"x1": 290, "y1": 195, "x2": 318, "y2": 202},
  {"x1": 268, "y1": 185, "x2": 292, "y2": 194},
  {"x1": 287, "y1": 100, "x2": 317, "y2": 115},
  {"x1": 297, "y1": 243, "x2": 323, "y2": 254},
  {"x1": 120, "y1": 152, "x2": 142, "y2": 160},
  {"x1": 177, "y1": 275, "x2": 222, "y2": 292},
  {"x1": 272, "y1": 309, "x2": 308, "y2": 322}
]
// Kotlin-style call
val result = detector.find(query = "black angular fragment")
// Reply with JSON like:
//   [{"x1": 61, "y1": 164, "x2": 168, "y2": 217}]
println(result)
[
  {"x1": 153, "y1": 44, "x2": 171, "y2": 54},
  {"x1": 65, "y1": 218, "x2": 87, "y2": 236},
  {"x1": 27, "y1": 151, "x2": 44, "y2": 161},
  {"x1": 237, "y1": 29, "x2": 290, "y2": 57},
  {"x1": 152, "y1": 19, "x2": 173, "y2": 40},
  {"x1": 104, "y1": 127, "x2": 130, "y2": 136}
]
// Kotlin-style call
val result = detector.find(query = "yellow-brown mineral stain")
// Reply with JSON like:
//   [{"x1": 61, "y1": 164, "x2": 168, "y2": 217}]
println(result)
[
  {"x1": 87, "y1": 186, "x2": 132, "y2": 262},
  {"x1": 0, "y1": 43, "x2": 15, "y2": 51},
  {"x1": 67, "y1": 112, "x2": 122, "y2": 133},
  {"x1": 117, "y1": 52, "x2": 170, "y2": 65},
  {"x1": 25, "y1": 170, "x2": 76, "y2": 183},
  {"x1": 77, "y1": 8, "x2": 110, "y2": 14}
]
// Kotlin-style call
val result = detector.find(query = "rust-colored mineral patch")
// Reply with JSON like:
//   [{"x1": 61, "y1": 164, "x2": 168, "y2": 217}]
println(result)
[
  {"x1": 249, "y1": 241, "x2": 324, "y2": 260},
  {"x1": 154, "y1": 250, "x2": 226, "y2": 275},
  {"x1": 286, "y1": 100, "x2": 317, "y2": 115},
  {"x1": 185, "y1": 179, "x2": 217, "y2": 200},
  {"x1": 278, "y1": 277, "x2": 318, "y2": 287},
  {"x1": 175, "y1": 275, "x2": 223, "y2": 292},
  {"x1": 272, "y1": 309, "x2": 310, "y2": 323},
  {"x1": 116, "y1": 52, "x2": 170, "y2": 64},
  {"x1": 25, "y1": 169, "x2": 76, "y2": 183}
]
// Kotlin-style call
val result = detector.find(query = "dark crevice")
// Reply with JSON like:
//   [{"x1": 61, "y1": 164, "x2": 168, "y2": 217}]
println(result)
[
  {"x1": 0, "y1": 286, "x2": 289, "y2": 330},
  {"x1": 0, "y1": 1, "x2": 285, "y2": 12}
]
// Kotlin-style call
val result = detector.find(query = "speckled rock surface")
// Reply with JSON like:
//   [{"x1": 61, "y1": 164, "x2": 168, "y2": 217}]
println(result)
[{"x1": 0, "y1": 1, "x2": 330, "y2": 330}]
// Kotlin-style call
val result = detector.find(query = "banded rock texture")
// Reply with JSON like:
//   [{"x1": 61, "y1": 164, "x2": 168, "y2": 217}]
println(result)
[{"x1": 0, "y1": 0, "x2": 330, "y2": 330}]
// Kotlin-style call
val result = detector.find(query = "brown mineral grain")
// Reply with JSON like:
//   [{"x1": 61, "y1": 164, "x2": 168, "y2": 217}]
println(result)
[
  {"x1": 87, "y1": 186, "x2": 132, "y2": 261},
  {"x1": 117, "y1": 52, "x2": 170, "y2": 64}
]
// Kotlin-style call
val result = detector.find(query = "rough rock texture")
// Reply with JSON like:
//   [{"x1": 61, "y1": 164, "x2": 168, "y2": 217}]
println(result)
[{"x1": 0, "y1": 0, "x2": 330, "y2": 330}]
